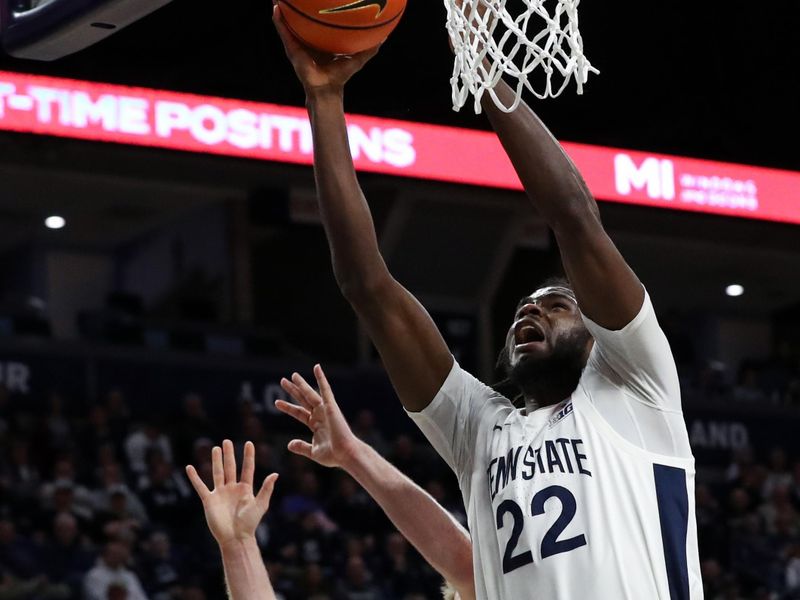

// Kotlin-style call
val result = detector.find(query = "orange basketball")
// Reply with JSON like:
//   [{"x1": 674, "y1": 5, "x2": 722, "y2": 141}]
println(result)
[{"x1": 279, "y1": 0, "x2": 406, "y2": 55}]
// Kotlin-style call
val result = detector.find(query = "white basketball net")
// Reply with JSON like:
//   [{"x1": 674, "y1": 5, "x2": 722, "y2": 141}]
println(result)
[{"x1": 445, "y1": 0, "x2": 598, "y2": 113}]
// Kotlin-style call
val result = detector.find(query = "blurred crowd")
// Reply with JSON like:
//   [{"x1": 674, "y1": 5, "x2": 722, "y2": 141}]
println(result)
[
  {"x1": 668, "y1": 331, "x2": 800, "y2": 407},
  {"x1": 3, "y1": 368, "x2": 800, "y2": 599},
  {"x1": 0, "y1": 384, "x2": 461, "y2": 599},
  {"x1": 699, "y1": 445, "x2": 800, "y2": 599}
]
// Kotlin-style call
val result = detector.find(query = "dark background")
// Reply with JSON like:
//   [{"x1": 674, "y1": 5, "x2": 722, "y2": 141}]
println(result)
[{"x1": 2, "y1": 0, "x2": 799, "y2": 170}]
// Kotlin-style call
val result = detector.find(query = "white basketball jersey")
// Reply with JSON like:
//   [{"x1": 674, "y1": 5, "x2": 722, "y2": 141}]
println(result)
[{"x1": 408, "y1": 292, "x2": 703, "y2": 599}]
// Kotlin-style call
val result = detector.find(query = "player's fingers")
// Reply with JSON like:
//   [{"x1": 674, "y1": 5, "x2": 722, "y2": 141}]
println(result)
[
  {"x1": 287, "y1": 439, "x2": 314, "y2": 460},
  {"x1": 280, "y1": 377, "x2": 313, "y2": 411},
  {"x1": 255, "y1": 473, "x2": 280, "y2": 513},
  {"x1": 241, "y1": 441, "x2": 255, "y2": 487},
  {"x1": 291, "y1": 372, "x2": 323, "y2": 408},
  {"x1": 272, "y1": 4, "x2": 303, "y2": 54},
  {"x1": 222, "y1": 439, "x2": 237, "y2": 484},
  {"x1": 211, "y1": 446, "x2": 224, "y2": 489},
  {"x1": 313, "y1": 364, "x2": 335, "y2": 405},
  {"x1": 274, "y1": 399, "x2": 312, "y2": 427},
  {"x1": 185, "y1": 465, "x2": 210, "y2": 500}
]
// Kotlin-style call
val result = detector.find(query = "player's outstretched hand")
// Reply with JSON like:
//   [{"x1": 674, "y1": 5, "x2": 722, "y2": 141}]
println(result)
[
  {"x1": 276, "y1": 364, "x2": 360, "y2": 469},
  {"x1": 272, "y1": 2, "x2": 380, "y2": 96},
  {"x1": 186, "y1": 440, "x2": 278, "y2": 547}
]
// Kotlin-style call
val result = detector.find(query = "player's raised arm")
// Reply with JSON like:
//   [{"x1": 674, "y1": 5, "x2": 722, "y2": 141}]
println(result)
[
  {"x1": 481, "y1": 81, "x2": 644, "y2": 330},
  {"x1": 186, "y1": 441, "x2": 279, "y2": 600},
  {"x1": 273, "y1": 5, "x2": 452, "y2": 412},
  {"x1": 275, "y1": 365, "x2": 476, "y2": 599}
]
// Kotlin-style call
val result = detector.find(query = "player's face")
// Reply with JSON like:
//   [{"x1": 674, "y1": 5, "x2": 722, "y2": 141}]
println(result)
[{"x1": 505, "y1": 290, "x2": 591, "y2": 372}]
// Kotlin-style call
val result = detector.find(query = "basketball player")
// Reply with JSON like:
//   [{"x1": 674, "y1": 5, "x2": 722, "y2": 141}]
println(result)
[
  {"x1": 276, "y1": 364, "x2": 474, "y2": 600},
  {"x1": 273, "y1": 4, "x2": 702, "y2": 598},
  {"x1": 186, "y1": 440, "x2": 279, "y2": 600}
]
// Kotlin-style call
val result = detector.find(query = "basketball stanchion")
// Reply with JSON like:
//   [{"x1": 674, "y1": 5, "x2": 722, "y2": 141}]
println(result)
[{"x1": 0, "y1": 0, "x2": 174, "y2": 61}]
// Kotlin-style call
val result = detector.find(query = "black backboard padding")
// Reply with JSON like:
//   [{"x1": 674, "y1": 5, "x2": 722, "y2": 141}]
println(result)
[{"x1": 1, "y1": 0, "x2": 173, "y2": 61}]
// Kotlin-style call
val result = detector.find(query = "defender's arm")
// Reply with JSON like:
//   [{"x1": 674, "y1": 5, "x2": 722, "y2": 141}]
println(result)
[
  {"x1": 186, "y1": 441, "x2": 279, "y2": 600},
  {"x1": 277, "y1": 367, "x2": 475, "y2": 599},
  {"x1": 342, "y1": 440, "x2": 475, "y2": 599}
]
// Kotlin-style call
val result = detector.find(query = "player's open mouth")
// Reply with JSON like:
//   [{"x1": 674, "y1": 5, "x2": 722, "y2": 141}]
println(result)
[
  {"x1": 514, "y1": 321, "x2": 545, "y2": 351},
  {"x1": 515, "y1": 341, "x2": 546, "y2": 354}
]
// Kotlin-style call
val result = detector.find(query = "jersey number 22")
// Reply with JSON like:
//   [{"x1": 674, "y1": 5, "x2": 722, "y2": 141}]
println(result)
[{"x1": 496, "y1": 485, "x2": 587, "y2": 574}]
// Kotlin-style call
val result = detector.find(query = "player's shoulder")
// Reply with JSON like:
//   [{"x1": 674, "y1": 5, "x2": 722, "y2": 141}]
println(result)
[
  {"x1": 437, "y1": 360, "x2": 514, "y2": 407},
  {"x1": 581, "y1": 288, "x2": 655, "y2": 340}
]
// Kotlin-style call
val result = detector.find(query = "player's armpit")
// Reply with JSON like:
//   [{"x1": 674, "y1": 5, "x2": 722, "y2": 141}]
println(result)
[
  {"x1": 553, "y1": 215, "x2": 645, "y2": 331},
  {"x1": 344, "y1": 274, "x2": 454, "y2": 413}
]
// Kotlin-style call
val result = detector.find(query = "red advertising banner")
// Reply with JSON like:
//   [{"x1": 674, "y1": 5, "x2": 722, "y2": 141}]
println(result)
[{"x1": 2, "y1": 70, "x2": 799, "y2": 225}]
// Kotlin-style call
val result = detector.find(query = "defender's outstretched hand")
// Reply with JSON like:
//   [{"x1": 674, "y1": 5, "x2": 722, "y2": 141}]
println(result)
[
  {"x1": 276, "y1": 364, "x2": 359, "y2": 468},
  {"x1": 273, "y1": 2, "x2": 380, "y2": 96},
  {"x1": 186, "y1": 440, "x2": 278, "y2": 547}
]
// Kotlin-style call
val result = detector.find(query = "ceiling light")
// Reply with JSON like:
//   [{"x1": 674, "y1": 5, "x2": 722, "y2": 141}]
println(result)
[
  {"x1": 45, "y1": 216, "x2": 66, "y2": 230},
  {"x1": 725, "y1": 284, "x2": 744, "y2": 297}
]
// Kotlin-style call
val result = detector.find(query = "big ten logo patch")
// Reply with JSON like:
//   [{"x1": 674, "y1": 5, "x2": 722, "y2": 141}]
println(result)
[{"x1": 548, "y1": 401, "x2": 574, "y2": 429}]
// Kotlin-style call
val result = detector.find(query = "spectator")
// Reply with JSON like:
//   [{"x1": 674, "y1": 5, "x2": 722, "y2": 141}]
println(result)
[
  {"x1": 763, "y1": 447, "x2": 793, "y2": 499},
  {"x1": 786, "y1": 543, "x2": 800, "y2": 593},
  {"x1": 172, "y1": 394, "x2": 217, "y2": 467},
  {"x1": 42, "y1": 482, "x2": 95, "y2": 534},
  {"x1": 96, "y1": 489, "x2": 146, "y2": 545},
  {"x1": 125, "y1": 422, "x2": 173, "y2": 476},
  {"x1": 253, "y1": 440, "x2": 281, "y2": 485},
  {"x1": 351, "y1": 410, "x2": 388, "y2": 457},
  {"x1": 730, "y1": 515, "x2": 782, "y2": 591},
  {"x1": 759, "y1": 484, "x2": 798, "y2": 536},
  {"x1": 732, "y1": 364, "x2": 767, "y2": 404},
  {"x1": 326, "y1": 474, "x2": 378, "y2": 535},
  {"x1": 296, "y1": 563, "x2": 332, "y2": 600},
  {"x1": 701, "y1": 558, "x2": 724, "y2": 598},
  {"x1": 41, "y1": 457, "x2": 94, "y2": 519},
  {"x1": 81, "y1": 406, "x2": 117, "y2": 464},
  {"x1": 296, "y1": 511, "x2": 337, "y2": 565},
  {"x1": 83, "y1": 541, "x2": 148, "y2": 600},
  {"x1": 382, "y1": 532, "x2": 429, "y2": 598},
  {"x1": 726, "y1": 447, "x2": 755, "y2": 484},
  {"x1": 0, "y1": 518, "x2": 41, "y2": 580},
  {"x1": 389, "y1": 436, "x2": 424, "y2": 484},
  {"x1": 179, "y1": 586, "x2": 207, "y2": 600},
  {"x1": 139, "y1": 530, "x2": 182, "y2": 600},
  {"x1": 137, "y1": 456, "x2": 191, "y2": 532},
  {"x1": 92, "y1": 462, "x2": 148, "y2": 525},
  {"x1": 43, "y1": 392, "x2": 73, "y2": 452},
  {"x1": 726, "y1": 487, "x2": 753, "y2": 533},
  {"x1": 107, "y1": 582, "x2": 130, "y2": 600},
  {"x1": 41, "y1": 512, "x2": 96, "y2": 596},
  {"x1": 0, "y1": 566, "x2": 70, "y2": 599},
  {"x1": 695, "y1": 484, "x2": 725, "y2": 560},
  {"x1": 105, "y1": 390, "x2": 132, "y2": 442},
  {"x1": 335, "y1": 555, "x2": 381, "y2": 600},
  {"x1": 281, "y1": 472, "x2": 325, "y2": 519},
  {"x1": 3, "y1": 439, "x2": 41, "y2": 504}
]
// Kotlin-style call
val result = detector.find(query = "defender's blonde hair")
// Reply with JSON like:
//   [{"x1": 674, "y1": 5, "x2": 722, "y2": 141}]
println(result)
[{"x1": 442, "y1": 581, "x2": 460, "y2": 600}]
